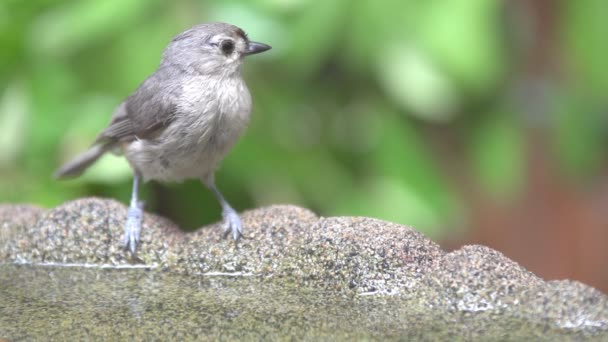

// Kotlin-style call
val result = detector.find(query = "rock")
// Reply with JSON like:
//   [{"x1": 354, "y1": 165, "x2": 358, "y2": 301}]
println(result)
[
  {"x1": 166, "y1": 203, "x2": 320, "y2": 275},
  {"x1": 0, "y1": 197, "x2": 607, "y2": 338},
  {"x1": 0, "y1": 204, "x2": 46, "y2": 240},
  {"x1": 278, "y1": 216, "x2": 445, "y2": 294},
  {"x1": 516, "y1": 280, "x2": 608, "y2": 329},
  {"x1": 0, "y1": 204, "x2": 46, "y2": 261},
  {"x1": 425, "y1": 245, "x2": 543, "y2": 312},
  {"x1": 0, "y1": 198, "x2": 444, "y2": 295},
  {"x1": 1, "y1": 198, "x2": 181, "y2": 265}
]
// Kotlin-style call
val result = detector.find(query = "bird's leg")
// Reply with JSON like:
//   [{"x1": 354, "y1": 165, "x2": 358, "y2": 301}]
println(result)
[
  {"x1": 124, "y1": 172, "x2": 144, "y2": 253},
  {"x1": 202, "y1": 176, "x2": 243, "y2": 240}
]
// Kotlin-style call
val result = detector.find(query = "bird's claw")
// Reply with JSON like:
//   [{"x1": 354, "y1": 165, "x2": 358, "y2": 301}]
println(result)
[
  {"x1": 222, "y1": 207, "x2": 243, "y2": 241},
  {"x1": 123, "y1": 201, "x2": 144, "y2": 253}
]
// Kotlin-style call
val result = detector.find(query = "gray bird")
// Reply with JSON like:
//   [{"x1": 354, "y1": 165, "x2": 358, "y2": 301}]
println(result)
[{"x1": 54, "y1": 23, "x2": 271, "y2": 252}]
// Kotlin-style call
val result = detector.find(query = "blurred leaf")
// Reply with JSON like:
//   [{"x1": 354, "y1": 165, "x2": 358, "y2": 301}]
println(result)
[
  {"x1": 418, "y1": 0, "x2": 504, "y2": 94},
  {"x1": 562, "y1": 0, "x2": 608, "y2": 95},
  {"x1": 0, "y1": 78, "x2": 29, "y2": 166},
  {"x1": 376, "y1": 44, "x2": 458, "y2": 121},
  {"x1": 554, "y1": 94, "x2": 605, "y2": 177},
  {"x1": 27, "y1": 0, "x2": 155, "y2": 57},
  {"x1": 282, "y1": 0, "x2": 347, "y2": 76},
  {"x1": 108, "y1": 19, "x2": 178, "y2": 93},
  {"x1": 27, "y1": 62, "x2": 79, "y2": 174},
  {"x1": 332, "y1": 104, "x2": 461, "y2": 234},
  {"x1": 346, "y1": 0, "x2": 418, "y2": 71},
  {"x1": 470, "y1": 111, "x2": 525, "y2": 200}
]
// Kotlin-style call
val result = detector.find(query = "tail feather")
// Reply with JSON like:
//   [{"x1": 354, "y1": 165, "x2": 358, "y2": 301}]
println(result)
[{"x1": 54, "y1": 144, "x2": 111, "y2": 179}]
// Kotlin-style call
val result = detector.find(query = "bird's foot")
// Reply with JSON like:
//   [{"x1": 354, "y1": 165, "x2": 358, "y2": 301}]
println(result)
[
  {"x1": 222, "y1": 207, "x2": 243, "y2": 241},
  {"x1": 123, "y1": 201, "x2": 144, "y2": 253}
]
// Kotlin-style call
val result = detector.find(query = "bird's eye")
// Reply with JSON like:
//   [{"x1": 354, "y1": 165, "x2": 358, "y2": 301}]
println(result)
[{"x1": 220, "y1": 40, "x2": 235, "y2": 55}]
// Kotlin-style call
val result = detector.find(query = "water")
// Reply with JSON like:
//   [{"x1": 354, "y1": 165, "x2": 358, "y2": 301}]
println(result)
[{"x1": 0, "y1": 264, "x2": 604, "y2": 341}]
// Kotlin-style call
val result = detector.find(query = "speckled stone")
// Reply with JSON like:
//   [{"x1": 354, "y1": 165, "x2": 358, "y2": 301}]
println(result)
[
  {"x1": 0, "y1": 204, "x2": 46, "y2": 242},
  {"x1": 277, "y1": 216, "x2": 445, "y2": 294},
  {"x1": 516, "y1": 280, "x2": 608, "y2": 329},
  {"x1": 162, "y1": 203, "x2": 320, "y2": 275},
  {"x1": 1, "y1": 198, "x2": 181, "y2": 265},
  {"x1": 425, "y1": 245, "x2": 543, "y2": 311},
  {"x1": 3, "y1": 265, "x2": 603, "y2": 341},
  {"x1": 0, "y1": 204, "x2": 47, "y2": 262},
  {"x1": 1, "y1": 197, "x2": 607, "y2": 337},
  {"x1": 0, "y1": 199, "x2": 444, "y2": 295}
]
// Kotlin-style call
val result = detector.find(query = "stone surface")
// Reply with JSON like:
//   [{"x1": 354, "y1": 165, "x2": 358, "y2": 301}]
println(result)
[
  {"x1": 1, "y1": 197, "x2": 607, "y2": 339},
  {"x1": 0, "y1": 204, "x2": 46, "y2": 244},
  {"x1": 517, "y1": 280, "x2": 608, "y2": 330},
  {"x1": 1, "y1": 198, "x2": 443, "y2": 296},
  {"x1": 2, "y1": 264, "x2": 605, "y2": 341},
  {"x1": 425, "y1": 245, "x2": 543, "y2": 312}
]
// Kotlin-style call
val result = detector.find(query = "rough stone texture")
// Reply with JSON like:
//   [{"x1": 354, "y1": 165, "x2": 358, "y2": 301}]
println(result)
[
  {"x1": 1, "y1": 198, "x2": 443, "y2": 296},
  {"x1": 3, "y1": 264, "x2": 605, "y2": 341},
  {"x1": 1, "y1": 198, "x2": 181, "y2": 265},
  {"x1": 1, "y1": 197, "x2": 607, "y2": 336},
  {"x1": 425, "y1": 245, "x2": 543, "y2": 312},
  {"x1": 281, "y1": 216, "x2": 445, "y2": 294},
  {"x1": 0, "y1": 204, "x2": 46, "y2": 244},
  {"x1": 516, "y1": 280, "x2": 608, "y2": 330}
]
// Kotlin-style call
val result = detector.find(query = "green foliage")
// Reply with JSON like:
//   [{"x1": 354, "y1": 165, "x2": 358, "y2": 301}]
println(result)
[
  {"x1": 1, "y1": 0, "x2": 606, "y2": 237},
  {"x1": 470, "y1": 110, "x2": 525, "y2": 200},
  {"x1": 562, "y1": 0, "x2": 608, "y2": 95}
]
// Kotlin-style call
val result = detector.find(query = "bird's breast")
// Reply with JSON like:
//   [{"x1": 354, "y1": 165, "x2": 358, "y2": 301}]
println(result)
[
  {"x1": 126, "y1": 75, "x2": 252, "y2": 182},
  {"x1": 177, "y1": 75, "x2": 252, "y2": 146}
]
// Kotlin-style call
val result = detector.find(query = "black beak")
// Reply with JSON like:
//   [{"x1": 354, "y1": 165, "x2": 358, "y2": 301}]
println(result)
[{"x1": 244, "y1": 41, "x2": 271, "y2": 56}]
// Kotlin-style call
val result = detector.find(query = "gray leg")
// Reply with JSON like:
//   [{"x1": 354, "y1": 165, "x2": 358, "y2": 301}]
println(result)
[
  {"x1": 123, "y1": 172, "x2": 144, "y2": 253},
  {"x1": 202, "y1": 177, "x2": 243, "y2": 240}
]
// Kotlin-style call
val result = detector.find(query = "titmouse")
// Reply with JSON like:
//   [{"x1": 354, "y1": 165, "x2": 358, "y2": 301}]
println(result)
[{"x1": 55, "y1": 23, "x2": 271, "y2": 252}]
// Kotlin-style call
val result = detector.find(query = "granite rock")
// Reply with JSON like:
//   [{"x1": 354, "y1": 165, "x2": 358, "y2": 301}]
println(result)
[{"x1": 1, "y1": 197, "x2": 607, "y2": 335}]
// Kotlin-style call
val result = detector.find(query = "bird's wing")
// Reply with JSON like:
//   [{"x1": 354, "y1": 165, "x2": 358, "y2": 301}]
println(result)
[{"x1": 95, "y1": 67, "x2": 182, "y2": 143}]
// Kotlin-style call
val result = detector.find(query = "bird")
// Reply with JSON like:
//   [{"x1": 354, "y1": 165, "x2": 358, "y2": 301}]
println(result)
[{"x1": 54, "y1": 23, "x2": 271, "y2": 253}]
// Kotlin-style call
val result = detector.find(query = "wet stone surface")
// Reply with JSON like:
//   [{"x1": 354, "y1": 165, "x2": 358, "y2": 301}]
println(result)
[{"x1": 1, "y1": 197, "x2": 607, "y2": 340}]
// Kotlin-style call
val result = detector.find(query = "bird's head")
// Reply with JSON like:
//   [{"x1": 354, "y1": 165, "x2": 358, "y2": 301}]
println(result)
[{"x1": 162, "y1": 23, "x2": 271, "y2": 77}]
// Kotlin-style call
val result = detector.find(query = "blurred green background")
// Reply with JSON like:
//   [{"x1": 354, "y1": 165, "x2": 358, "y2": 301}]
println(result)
[{"x1": 1, "y1": 0, "x2": 607, "y2": 291}]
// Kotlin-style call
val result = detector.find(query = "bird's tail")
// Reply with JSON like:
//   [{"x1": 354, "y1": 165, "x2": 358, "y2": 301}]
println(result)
[{"x1": 54, "y1": 143, "x2": 112, "y2": 179}]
